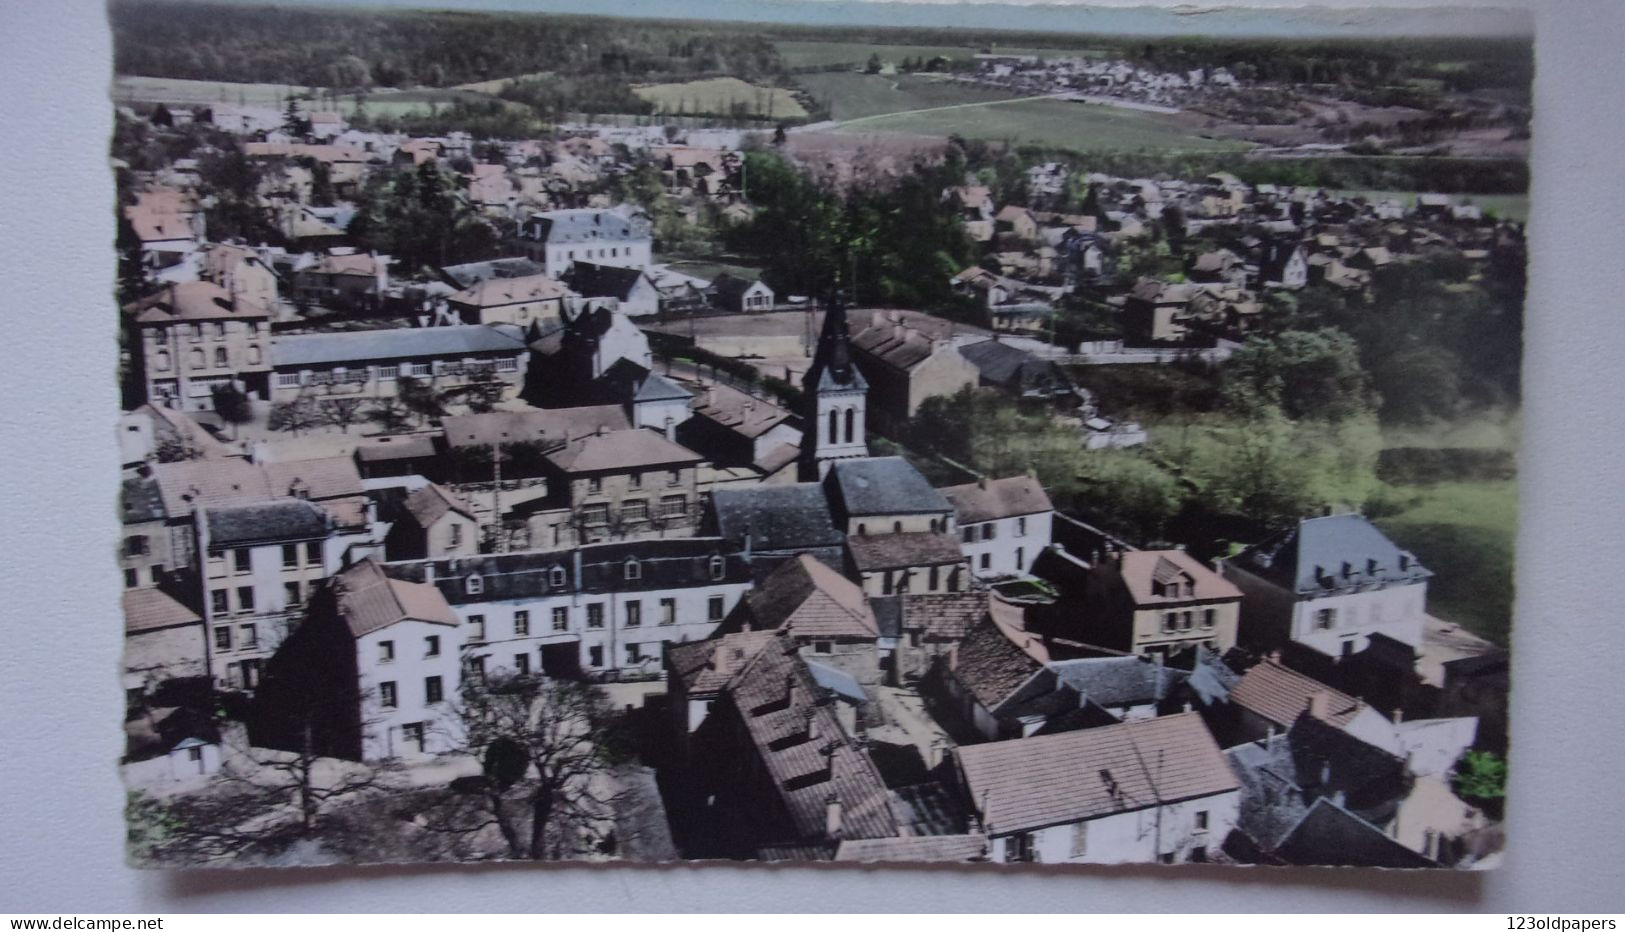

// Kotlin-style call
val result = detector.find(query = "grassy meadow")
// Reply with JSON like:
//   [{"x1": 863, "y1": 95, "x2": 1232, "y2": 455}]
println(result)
[{"x1": 633, "y1": 77, "x2": 808, "y2": 119}]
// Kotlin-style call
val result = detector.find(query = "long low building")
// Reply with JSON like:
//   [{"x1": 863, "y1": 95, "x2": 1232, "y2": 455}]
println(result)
[{"x1": 268, "y1": 324, "x2": 530, "y2": 405}]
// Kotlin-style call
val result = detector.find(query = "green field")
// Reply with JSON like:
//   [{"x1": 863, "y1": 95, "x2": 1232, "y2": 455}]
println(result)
[
  {"x1": 795, "y1": 72, "x2": 1025, "y2": 122},
  {"x1": 1332, "y1": 189, "x2": 1530, "y2": 222},
  {"x1": 1375, "y1": 478, "x2": 1518, "y2": 646},
  {"x1": 113, "y1": 75, "x2": 312, "y2": 108},
  {"x1": 634, "y1": 76, "x2": 807, "y2": 120},
  {"x1": 774, "y1": 41, "x2": 983, "y2": 69},
  {"x1": 832, "y1": 94, "x2": 1254, "y2": 154}
]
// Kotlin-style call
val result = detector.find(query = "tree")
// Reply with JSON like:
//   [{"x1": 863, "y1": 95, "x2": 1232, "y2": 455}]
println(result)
[
  {"x1": 423, "y1": 675, "x2": 628, "y2": 861},
  {"x1": 211, "y1": 383, "x2": 254, "y2": 440},
  {"x1": 864, "y1": 53, "x2": 883, "y2": 75},
  {"x1": 1223, "y1": 327, "x2": 1374, "y2": 422},
  {"x1": 320, "y1": 397, "x2": 367, "y2": 434},
  {"x1": 365, "y1": 398, "x2": 414, "y2": 434},
  {"x1": 396, "y1": 376, "x2": 446, "y2": 426},
  {"x1": 268, "y1": 397, "x2": 322, "y2": 436},
  {"x1": 1453, "y1": 750, "x2": 1507, "y2": 816}
]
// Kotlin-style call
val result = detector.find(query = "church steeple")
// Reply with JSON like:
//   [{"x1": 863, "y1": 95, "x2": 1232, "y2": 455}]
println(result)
[{"x1": 800, "y1": 291, "x2": 868, "y2": 480}]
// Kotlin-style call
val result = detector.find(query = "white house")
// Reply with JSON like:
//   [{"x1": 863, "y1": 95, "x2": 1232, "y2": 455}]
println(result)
[
  {"x1": 1219, "y1": 513, "x2": 1432, "y2": 664},
  {"x1": 956, "y1": 712, "x2": 1240, "y2": 864},
  {"x1": 513, "y1": 209, "x2": 652, "y2": 279},
  {"x1": 940, "y1": 475, "x2": 1053, "y2": 578}
]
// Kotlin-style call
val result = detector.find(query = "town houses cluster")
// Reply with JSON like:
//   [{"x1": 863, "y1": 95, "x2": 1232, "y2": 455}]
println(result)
[{"x1": 117, "y1": 98, "x2": 1508, "y2": 869}]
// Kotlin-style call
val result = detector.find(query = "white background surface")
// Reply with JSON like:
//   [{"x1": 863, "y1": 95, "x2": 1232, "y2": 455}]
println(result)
[{"x1": 1, "y1": 0, "x2": 1622, "y2": 913}]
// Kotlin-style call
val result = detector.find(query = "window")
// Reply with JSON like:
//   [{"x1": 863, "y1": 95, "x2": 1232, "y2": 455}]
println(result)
[
  {"x1": 304, "y1": 541, "x2": 321, "y2": 566},
  {"x1": 401, "y1": 722, "x2": 425, "y2": 753},
  {"x1": 581, "y1": 503, "x2": 610, "y2": 526},
  {"x1": 281, "y1": 544, "x2": 298, "y2": 568},
  {"x1": 667, "y1": 469, "x2": 681, "y2": 486},
  {"x1": 552, "y1": 607, "x2": 569, "y2": 632},
  {"x1": 587, "y1": 477, "x2": 603, "y2": 494},
  {"x1": 214, "y1": 347, "x2": 228, "y2": 367},
  {"x1": 124, "y1": 568, "x2": 138, "y2": 589},
  {"x1": 240, "y1": 624, "x2": 257, "y2": 649},
  {"x1": 1202, "y1": 609, "x2": 1216, "y2": 629},
  {"x1": 466, "y1": 575, "x2": 484, "y2": 595},
  {"x1": 284, "y1": 581, "x2": 302, "y2": 606},
  {"x1": 1314, "y1": 607, "x2": 1337, "y2": 630},
  {"x1": 628, "y1": 471, "x2": 642, "y2": 489},
  {"x1": 246, "y1": 346, "x2": 262, "y2": 366},
  {"x1": 189, "y1": 348, "x2": 205, "y2": 368},
  {"x1": 624, "y1": 559, "x2": 641, "y2": 581},
  {"x1": 708, "y1": 595, "x2": 725, "y2": 621},
  {"x1": 661, "y1": 495, "x2": 686, "y2": 519},
  {"x1": 962, "y1": 526, "x2": 975, "y2": 543},
  {"x1": 213, "y1": 322, "x2": 226, "y2": 341},
  {"x1": 621, "y1": 499, "x2": 648, "y2": 523},
  {"x1": 236, "y1": 586, "x2": 255, "y2": 613},
  {"x1": 377, "y1": 364, "x2": 398, "y2": 381},
  {"x1": 660, "y1": 598, "x2": 676, "y2": 626},
  {"x1": 1070, "y1": 822, "x2": 1089, "y2": 859},
  {"x1": 882, "y1": 573, "x2": 894, "y2": 596},
  {"x1": 1194, "y1": 810, "x2": 1209, "y2": 833},
  {"x1": 588, "y1": 645, "x2": 604, "y2": 667},
  {"x1": 587, "y1": 603, "x2": 604, "y2": 628},
  {"x1": 469, "y1": 615, "x2": 486, "y2": 641},
  {"x1": 469, "y1": 655, "x2": 486, "y2": 680},
  {"x1": 1015, "y1": 547, "x2": 1025, "y2": 571},
  {"x1": 425, "y1": 635, "x2": 440, "y2": 657},
  {"x1": 1017, "y1": 516, "x2": 1028, "y2": 537},
  {"x1": 979, "y1": 553, "x2": 991, "y2": 570},
  {"x1": 828, "y1": 408, "x2": 839, "y2": 444},
  {"x1": 549, "y1": 565, "x2": 566, "y2": 587},
  {"x1": 448, "y1": 523, "x2": 463, "y2": 550},
  {"x1": 813, "y1": 640, "x2": 832, "y2": 655},
  {"x1": 1180, "y1": 611, "x2": 1193, "y2": 631},
  {"x1": 513, "y1": 610, "x2": 530, "y2": 637},
  {"x1": 379, "y1": 640, "x2": 395, "y2": 663},
  {"x1": 929, "y1": 566, "x2": 940, "y2": 591},
  {"x1": 893, "y1": 520, "x2": 903, "y2": 534},
  {"x1": 124, "y1": 535, "x2": 149, "y2": 557},
  {"x1": 233, "y1": 549, "x2": 251, "y2": 573},
  {"x1": 709, "y1": 555, "x2": 726, "y2": 581},
  {"x1": 1004, "y1": 833, "x2": 1035, "y2": 863},
  {"x1": 514, "y1": 653, "x2": 531, "y2": 675},
  {"x1": 154, "y1": 350, "x2": 171, "y2": 372},
  {"x1": 211, "y1": 590, "x2": 229, "y2": 615},
  {"x1": 625, "y1": 601, "x2": 642, "y2": 627},
  {"x1": 843, "y1": 407, "x2": 855, "y2": 444},
  {"x1": 276, "y1": 372, "x2": 301, "y2": 388},
  {"x1": 496, "y1": 357, "x2": 518, "y2": 373},
  {"x1": 981, "y1": 524, "x2": 996, "y2": 541},
  {"x1": 625, "y1": 643, "x2": 643, "y2": 665},
  {"x1": 189, "y1": 324, "x2": 203, "y2": 343},
  {"x1": 1162, "y1": 612, "x2": 1177, "y2": 634},
  {"x1": 214, "y1": 626, "x2": 232, "y2": 651},
  {"x1": 425, "y1": 676, "x2": 443, "y2": 704}
]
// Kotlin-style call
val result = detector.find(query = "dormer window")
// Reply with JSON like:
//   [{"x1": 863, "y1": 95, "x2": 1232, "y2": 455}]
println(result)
[
  {"x1": 549, "y1": 566, "x2": 566, "y2": 587},
  {"x1": 624, "y1": 558, "x2": 641, "y2": 581},
  {"x1": 466, "y1": 575, "x2": 484, "y2": 595},
  {"x1": 708, "y1": 555, "x2": 726, "y2": 581}
]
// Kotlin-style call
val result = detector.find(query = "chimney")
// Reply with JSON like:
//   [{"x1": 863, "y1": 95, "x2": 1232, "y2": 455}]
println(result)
[
  {"x1": 1306, "y1": 691, "x2": 1330, "y2": 721},
  {"x1": 1267, "y1": 649, "x2": 1282, "y2": 664},
  {"x1": 824, "y1": 794, "x2": 844, "y2": 840},
  {"x1": 423, "y1": 562, "x2": 435, "y2": 584},
  {"x1": 977, "y1": 475, "x2": 988, "y2": 490},
  {"x1": 1392, "y1": 707, "x2": 1404, "y2": 724}
]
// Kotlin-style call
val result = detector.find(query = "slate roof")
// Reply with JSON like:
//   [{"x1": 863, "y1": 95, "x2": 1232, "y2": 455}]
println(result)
[
  {"x1": 203, "y1": 499, "x2": 329, "y2": 548},
  {"x1": 957, "y1": 712, "x2": 1238, "y2": 834},
  {"x1": 123, "y1": 588, "x2": 203, "y2": 634},
  {"x1": 525, "y1": 209, "x2": 645, "y2": 245},
  {"x1": 1227, "y1": 514, "x2": 1431, "y2": 596},
  {"x1": 1230, "y1": 660, "x2": 1364, "y2": 729},
  {"x1": 825, "y1": 457, "x2": 951, "y2": 518},
  {"x1": 1047, "y1": 656, "x2": 1185, "y2": 708},
  {"x1": 939, "y1": 475, "x2": 1053, "y2": 524},
  {"x1": 354, "y1": 434, "x2": 438, "y2": 463},
  {"x1": 442, "y1": 406, "x2": 630, "y2": 449},
  {"x1": 950, "y1": 610, "x2": 1049, "y2": 712},
  {"x1": 744, "y1": 553, "x2": 878, "y2": 639},
  {"x1": 438, "y1": 257, "x2": 547, "y2": 290},
  {"x1": 667, "y1": 630, "x2": 778, "y2": 696},
  {"x1": 447, "y1": 273, "x2": 572, "y2": 308},
  {"x1": 633, "y1": 371, "x2": 692, "y2": 403},
  {"x1": 1112, "y1": 550, "x2": 1241, "y2": 605},
  {"x1": 846, "y1": 531, "x2": 966, "y2": 572},
  {"x1": 727, "y1": 638, "x2": 900, "y2": 842},
  {"x1": 956, "y1": 339, "x2": 1068, "y2": 393},
  {"x1": 851, "y1": 319, "x2": 944, "y2": 371},
  {"x1": 273, "y1": 324, "x2": 527, "y2": 368},
  {"x1": 710, "y1": 484, "x2": 844, "y2": 553},
  {"x1": 834, "y1": 835, "x2": 987, "y2": 863},
  {"x1": 400, "y1": 537, "x2": 749, "y2": 605},
  {"x1": 1274, "y1": 797, "x2": 1435, "y2": 868},
  {"x1": 567, "y1": 261, "x2": 650, "y2": 301},
  {"x1": 335, "y1": 559, "x2": 459, "y2": 638},
  {"x1": 546, "y1": 428, "x2": 703, "y2": 474},
  {"x1": 803, "y1": 305, "x2": 866, "y2": 394},
  {"x1": 400, "y1": 483, "x2": 475, "y2": 528}
]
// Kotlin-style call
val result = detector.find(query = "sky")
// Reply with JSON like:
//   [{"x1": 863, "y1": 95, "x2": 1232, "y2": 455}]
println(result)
[{"x1": 182, "y1": 0, "x2": 1533, "y2": 39}]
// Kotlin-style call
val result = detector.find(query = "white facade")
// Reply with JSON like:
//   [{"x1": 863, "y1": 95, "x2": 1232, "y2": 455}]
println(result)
[
  {"x1": 1288, "y1": 579, "x2": 1428, "y2": 659},
  {"x1": 356, "y1": 619, "x2": 465, "y2": 761},
  {"x1": 121, "y1": 738, "x2": 223, "y2": 793},
  {"x1": 988, "y1": 791, "x2": 1239, "y2": 865},
  {"x1": 810, "y1": 384, "x2": 867, "y2": 477},
  {"x1": 959, "y1": 510, "x2": 1053, "y2": 579}
]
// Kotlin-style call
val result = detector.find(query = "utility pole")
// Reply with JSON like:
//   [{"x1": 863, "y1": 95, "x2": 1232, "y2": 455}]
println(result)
[{"x1": 491, "y1": 441, "x2": 505, "y2": 554}]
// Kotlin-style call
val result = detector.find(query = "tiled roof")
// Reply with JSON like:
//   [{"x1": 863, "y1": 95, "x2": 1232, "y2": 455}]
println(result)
[
  {"x1": 442, "y1": 406, "x2": 629, "y2": 449},
  {"x1": 525, "y1": 209, "x2": 645, "y2": 245},
  {"x1": 826, "y1": 457, "x2": 951, "y2": 518},
  {"x1": 128, "y1": 281, "x2": 269, "y2": 323},
  {"x1": 957, "y1": 712, "x2": 1238, "y2": 834},
  {"x1": 745, "y1": 553, "x2": 878, "y2": 639},
  {"x1": 272, "y1": 324, "x2": 527, "y2": 368},
  {"x1": 400, "y1": 537, "x2": 749, "y2": 605},
  {"x1": 939, "y1": 475, "x2": 1053, "y2": 524},
  {"x1": 204, "y1": 499, "x2": 329, "y2": 548},
  {"x1": 438, "y1": 258, "x2": 548, "y2": 290},
  {"x1": 1227, "y1": 513, "x2": 1431, "y2": 596},
  {"x1": 851, "y1": 319, "x2": 944, "y2": 371},
  {"x1": 834, "y1": 835, "x2": 987, "y2": 862},
  {"x1": 335, "y1": 559, "x2": 458, "y2": 638},
  {"x1": 123, "y1": 588, "x2": 202, "y2": 634},
  {"x1": 448, "y1": 273, "x2": 572, "y2": 308},
  {"x1": 1048, "y1": 656, "x2": 1184, "y2": 708},
  {"x1": 710, "y1": 483, "x2": 844, "y2": 553},
  {"x1": 1229, "y1": 660, "x2": 1363, "y2": 729},
  {"x1": 401, "y1": 483, "x2": 476, "y2": 528},
  {"x1": 546, "y1": 428, "x2": 703, "y2": 473},
  {"x1": 667, "y1": 630, "x2": 778, "y2": 696},
  {"x1": 846, "y1": 531, "x2": 965, "y2": 572},
  {"x1": 150, "y1": 456, "x2": 362, "y2": 518},
  {"x1": 898, "y1": 592, "x2": 989, "y2": 641},
  {"x1": 949, "y1": 613, "x2": 1047, "y2": 711},
  {"x1": 354, "y1": 434, "x2": 438, "y2": 462},
  {"x1": 688, "y1": 382, "x2": 791, "y2": 440},
  {"x1": 1112, "y1": 550, "x2": 1241, "y2": 605},
  {"x1": 727, "y1": 640, "x2": 900, "y2": 842}
]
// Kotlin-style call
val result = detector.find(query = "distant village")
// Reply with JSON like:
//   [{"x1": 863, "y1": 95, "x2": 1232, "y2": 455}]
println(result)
[{"x1": 117, "y1": 91, "x2": 1512, "y2": 870}]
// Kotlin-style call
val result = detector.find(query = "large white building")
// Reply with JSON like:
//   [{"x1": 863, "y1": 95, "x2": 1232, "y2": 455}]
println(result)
[
  {"x1": 940, "y1": 475, "x2": 1054, "y2": 579},
  {"x1": 513, "y1": 209, "x2": 652, "y2": 279}
]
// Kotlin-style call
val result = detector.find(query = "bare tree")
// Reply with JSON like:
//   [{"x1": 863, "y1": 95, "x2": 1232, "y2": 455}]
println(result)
[
  {"x1": 419, "y1": 674, "x2": 628, "y2": 861},
  {"x1": 365, "y1": 397, "x2": 414, "y2": 434},
  {"x1": 320, "y1": 396, "x2": 368, "y2": 434},
  {"x1": 269, "y1": 397, "x2": 322, "y2": 437}
]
